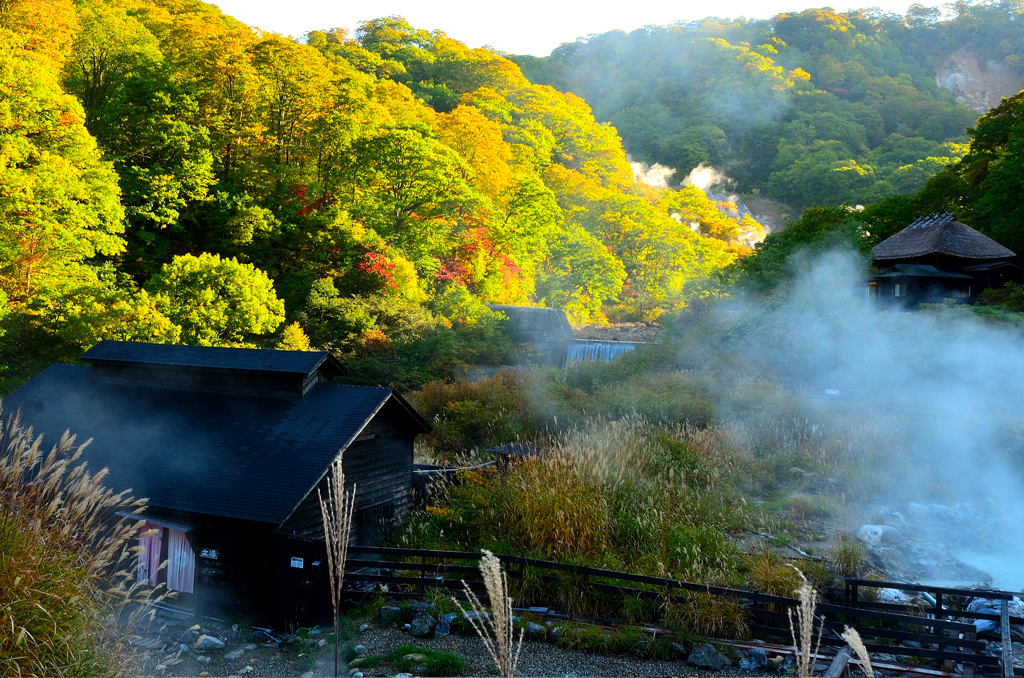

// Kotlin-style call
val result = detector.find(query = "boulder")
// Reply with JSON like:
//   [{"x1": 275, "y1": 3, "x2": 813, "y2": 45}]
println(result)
[
  {"x1": 409, "y1": 613, "x2": 436, "y2": 638},
  {"x1": 380, "y1": 606, "x2": 402, "y2": 626},
  {"x1": 435, "y1": 613, "x2": 458, "y2": 637},
  {"x1": 549, "y1": 626, "x2": 565, "y2": 643},
  {"x1": 525, "y1": 622, "x2": 548, "y2": 642},
  {"x1": 670, "y1": 642, "x2": 688, "y2": 660},
  {"x1": 223, "y1": 649, "x2": 245, "y2": 661},
  {"x1": 858, "y1": 524, "x2": 903, "y2": 546},
  {"x1": 687, "y1": 643, "x2": 730, "y2": 670},
  {"x1": 195, "y1": 635, "x2": 226, "y2": 650},
  {"x1": 739, "y1": 648, "x2": 768, "y2": 670},
  {"x1": 461, "y1": 610, "x2": 492, "y2": 624},
  {"x1": 354, "y1": 644, "x2": 367, "y2": 656}
]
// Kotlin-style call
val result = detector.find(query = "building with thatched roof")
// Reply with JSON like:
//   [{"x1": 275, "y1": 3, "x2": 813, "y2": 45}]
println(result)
[{"x1": 867, "y1": 213, "x2": 1024, "y2": 308}]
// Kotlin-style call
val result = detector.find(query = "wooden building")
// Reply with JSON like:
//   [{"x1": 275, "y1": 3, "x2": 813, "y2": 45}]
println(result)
[
  {"x1": 867, "y1": 213, "x2": 1024, "y2": 309},
  {"x1": 2, "y1": 341, "x2": 430, "y2": 626}
]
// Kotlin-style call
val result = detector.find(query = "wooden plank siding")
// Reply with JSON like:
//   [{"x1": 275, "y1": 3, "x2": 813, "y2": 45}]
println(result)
[{"x1": 280, "y1": 399, "x2": 414, "y2": 544}]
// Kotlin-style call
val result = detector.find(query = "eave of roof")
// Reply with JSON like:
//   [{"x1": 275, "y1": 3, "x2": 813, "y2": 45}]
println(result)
[{"x1": 872, "y1": 264, "x2": 974, "y2": 279}]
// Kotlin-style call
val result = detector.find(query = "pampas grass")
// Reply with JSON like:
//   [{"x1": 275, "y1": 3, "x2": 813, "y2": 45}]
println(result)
[
  {"x1": 453, "y1": 550, "x2": 523, "y2": 677},
  {"x1": 0, "y1": 408, "x2": 156, "y2": 677},
  {"x1": 319, "y1": 455, "x2": 357, "y2": 678},
  {"x1": 841, "y1": 626, "x2": 875, "y2": 678},
  {"x1": 788, "y1": 568, "x2": 824, "y2": 678}
]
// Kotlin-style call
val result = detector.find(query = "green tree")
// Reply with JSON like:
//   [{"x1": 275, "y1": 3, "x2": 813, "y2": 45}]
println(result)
[
  {"x1": 0, "y1": 30, "x2": 125, "y2": 302},
  {"x1": 144, "y1": 253, "x2": 285, "y2": 346}
]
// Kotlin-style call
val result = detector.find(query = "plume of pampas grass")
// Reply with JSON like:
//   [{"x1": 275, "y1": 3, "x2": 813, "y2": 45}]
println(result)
[
  {"x1": 453, "y1": 550, "x2": 524, "y2": 677},
  {"x1": 841, "y1": 625, "x2": 875, "y2": 677},
  {"x1": 788, "y1": 568, "x2": 824, "y2": 677},
  {"x1": 319, "y1": 455, "x2": 356, "y2": 678}
]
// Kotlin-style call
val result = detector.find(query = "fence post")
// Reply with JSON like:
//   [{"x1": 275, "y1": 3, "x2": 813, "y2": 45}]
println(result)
[{"x1": 1001, "y1": 599, "x2": 1013, "y2": 678}]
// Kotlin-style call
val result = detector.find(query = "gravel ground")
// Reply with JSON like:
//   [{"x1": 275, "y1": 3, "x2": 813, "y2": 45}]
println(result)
[
  {"x1": 354, "y1": 626, "x2": 757, "y2": 678},
  {"x1": 126, "y1": 614, "x2": 773, "y2": 677}
]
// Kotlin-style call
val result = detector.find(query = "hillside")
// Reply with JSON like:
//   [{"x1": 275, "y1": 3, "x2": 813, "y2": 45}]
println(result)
[
  {"x1": 0, "y1": 1, "x2": 755, "y2": 392},
  {"x1": 513, "y1": 5, "x2": 1024, "y2": 209}
]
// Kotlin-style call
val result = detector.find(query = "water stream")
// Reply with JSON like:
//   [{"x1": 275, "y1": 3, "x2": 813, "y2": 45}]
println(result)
[{"x1": 565, "y1": 340, "x2": 642, "y2": 363}]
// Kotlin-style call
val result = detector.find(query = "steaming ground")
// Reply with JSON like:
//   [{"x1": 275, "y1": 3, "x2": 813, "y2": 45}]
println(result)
[{"x1": 722, "y1": 250, "x2": 1024, "y2": 591}]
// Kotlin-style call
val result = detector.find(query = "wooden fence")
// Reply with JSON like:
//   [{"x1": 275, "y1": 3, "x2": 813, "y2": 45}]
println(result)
[{"x1": 345, "y1": 546, "x2": 1021, "y2": 676}]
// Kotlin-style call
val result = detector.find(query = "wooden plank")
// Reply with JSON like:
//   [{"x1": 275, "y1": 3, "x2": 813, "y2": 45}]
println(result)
[
  {"x1": 1003, "y1": 599, "x2": 1014, "y2": 678},
  {"x1": 824, "y1": 646, "x2": 852, "y2": 677},
  {"x1": 846, "y1": 578, "x2": 1015, "y2": 601}
]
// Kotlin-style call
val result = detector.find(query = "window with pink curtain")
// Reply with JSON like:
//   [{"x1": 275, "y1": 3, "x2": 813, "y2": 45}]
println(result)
[
  {"x1": 166, "y1": 528, "x2": 195, "y2": 594},
  {"x1": 137, "y1": 524, "x2": 162, "y2": 587}
]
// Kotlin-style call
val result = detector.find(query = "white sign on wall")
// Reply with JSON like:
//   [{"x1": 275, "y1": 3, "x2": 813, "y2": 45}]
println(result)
[{"x1": 290, "y1": 557, "x2": 304, "y2": 569}]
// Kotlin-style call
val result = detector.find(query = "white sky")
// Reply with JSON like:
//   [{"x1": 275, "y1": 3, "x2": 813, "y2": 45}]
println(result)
[{"x1": 213, "y1": 0, "x2": 945, "y2": 57}]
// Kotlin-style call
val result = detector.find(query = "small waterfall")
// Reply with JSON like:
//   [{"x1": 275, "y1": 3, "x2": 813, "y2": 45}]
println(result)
[{"x1": 565, "y1": 340, "x2": 641, "y2": 363}]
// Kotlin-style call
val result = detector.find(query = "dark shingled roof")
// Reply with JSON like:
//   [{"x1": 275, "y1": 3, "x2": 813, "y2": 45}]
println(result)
[
  {"x1": 2, "y1": 364, "x2": 428, "y2": 524},
  {"x1": 872, "y1": 213, "x2": 1016, "y2": 261},
  {"x1": 872, "y1": 264, "x2": 974, "y2": 279},
  {"x1": 81, "y1": 340, "x2": 339, "y2": 375}
]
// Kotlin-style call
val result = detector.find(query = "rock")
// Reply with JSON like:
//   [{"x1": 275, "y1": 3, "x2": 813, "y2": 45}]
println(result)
[
  {"x1": 858, "y1": 524, "x2": 903, "y2": 546},
  {"x1": 350, "y1": 672, "x2": 363, "y2": 678},
  {"x1": 299, "y1": 672, "x2": 315, "y2": 678},
  {"x1": 873, "y1": 508, "x2": 907, "y2": 528},
  {"x1": 242, "y1": 643, "x2": 257, "y2": 651},
  {"x1": 671, "y1": 642, "x2": 688, "y2": 660},
  {"x1": 550, "y1": 626, "x2": 565, "y2": 643},
  {"x1": 907, "y1": 502, "x2": 929, "y2": 520},
  {"x1": 282, "y1": 634, "x2": 302, "y2": 646},
  {"x1": 408, "y1": 601, "x2": 434, "y2": 617},
  {"x1": 525, "y1": 622, "x2": 548, "y2": 641},
  {"x1": 687, "y1": 642, "x2": 730, "y2": 670},
  {"x1": 224, "y1": 649, "x2": 246, "y2": 660},
  {"x1": 393, "y1": 674, "x2": 413, "y2": 678},
  {"x1": 238, "y1": 667, "x2": 253, "y2": 676},
  {"x1": 435, "y1": 612, "x2": 454, "y2": 637},
  {"x1": 740, "y1": 648, "x2": 768, "y2": 670},
  {"x1": 461, "y1": 610, "x2": 492, "y2": 624},
  {"x1": 155, "y1": 665, "x2": 168, "y2": 672},
  {"x1": 354, "y1": 644, "x2": 367, "y2": 655},
  {"x1": 510, "y1": 615, "x2": 521, "y2": 626},
  {"x1": 903, "y1": 640, "x2": 923, "y2": 649},
  {"x1": 195, "y1": 655, "x2": 211, "y2": 663},
  {"x1": 403, "y1": 653, "x2": 428, "y2": 662},
  {"x1": 380, "y1": 606, "x2": 402, "y2": 626},
  {"x1": 409, "y1": 613, "x2": 436, "y2": 638},
  {"x1": 195, "y1": 635, "x2": 226, "y2": 650},
  {"x1": 359, "y1": 623, "x2": 370, "y2": 633}
]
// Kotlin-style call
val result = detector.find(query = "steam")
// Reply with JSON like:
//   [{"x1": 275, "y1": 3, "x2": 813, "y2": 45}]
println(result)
[
  {"x1": 630, "y1": 160, "x2": 676, "y2": 188},
  {"x1": 681, "y1": 163, "x2": 729, "y2": 191},
  {"x1": 718, "y1": 251, "x2": 1024, "y2": 590}
]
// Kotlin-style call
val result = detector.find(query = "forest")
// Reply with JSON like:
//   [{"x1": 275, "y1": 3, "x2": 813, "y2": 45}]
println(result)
[
  {"x1": 2, "y1": 0, "x2": 1024, "y2": 394},
  {"x1": 0, "y1": 0, "x2": 755, "y2": 393},
  {"x1": 516, "y1": 3, "x2": 1023, "y2": 209}
]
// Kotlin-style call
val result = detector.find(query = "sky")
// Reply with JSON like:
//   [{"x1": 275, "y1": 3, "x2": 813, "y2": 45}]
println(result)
[{"x1": 213, "y1": 0, "x2": 945, "y2": 57}]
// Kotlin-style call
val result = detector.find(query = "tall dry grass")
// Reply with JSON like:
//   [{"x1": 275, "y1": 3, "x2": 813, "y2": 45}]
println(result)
[
  {"x1": 787, "y1": 568, "x2": 824, "y2": 678},
  {"x1": 453, "y1": 551, "x2": 523, "y2": 677},
  {"x1": 0, "y1": 409, "x2": 153, "y2": 677},
  {"x1": 318, "y1": 455, "x2": 357, "y2": 678}
]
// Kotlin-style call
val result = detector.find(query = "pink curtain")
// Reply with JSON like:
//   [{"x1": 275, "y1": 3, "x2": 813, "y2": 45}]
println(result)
[
  {"x1": 166, "y1": 529, "x2": 195, "y2": 594},
  {"x1": 137, "y1": 524, "x2": 162, "y2": 586}
]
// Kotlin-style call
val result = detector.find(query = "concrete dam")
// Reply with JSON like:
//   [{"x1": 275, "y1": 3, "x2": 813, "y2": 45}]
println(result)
[{"x1": 487, "y1": 305, "x2": 643, "y2": 366}]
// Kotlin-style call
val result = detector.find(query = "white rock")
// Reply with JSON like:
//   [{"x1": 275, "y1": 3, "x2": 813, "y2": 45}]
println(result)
[{"x1": 858, "y1": 524, "x2": 903, "y2": 546}]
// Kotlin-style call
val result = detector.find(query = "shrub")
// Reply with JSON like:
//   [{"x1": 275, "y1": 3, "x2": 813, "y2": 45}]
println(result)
[
  {"x1": 0, "y1": 411, "x2": 152, "y2": 676},
  {"x1": 831, "y1": 535, "x2": 864, "y2": 578}
]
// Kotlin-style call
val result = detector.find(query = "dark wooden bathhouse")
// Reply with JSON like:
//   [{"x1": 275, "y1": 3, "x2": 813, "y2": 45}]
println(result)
[
  {"x1": 1, "y1": 341, "x2": 430, "y2": 626},
  {"x1": 867, "y1": 212, "x2": 1024, "y2": 309}
]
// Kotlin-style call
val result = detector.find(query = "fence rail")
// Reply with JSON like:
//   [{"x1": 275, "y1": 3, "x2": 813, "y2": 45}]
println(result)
[{"x1": 345, "y1": 546, "x2": 1009, "y2": 674}]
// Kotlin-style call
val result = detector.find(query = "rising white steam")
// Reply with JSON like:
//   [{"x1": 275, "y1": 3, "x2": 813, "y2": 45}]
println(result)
[
  {"x1": 681, "y1": 163, "x2": 729, "y2": 190},
  {"x1": 723, "y1": 251, "x2": 1024, "y2": 590},
  {"x1": 630, "y1": 160, "x2": 676, "y2": 188}
]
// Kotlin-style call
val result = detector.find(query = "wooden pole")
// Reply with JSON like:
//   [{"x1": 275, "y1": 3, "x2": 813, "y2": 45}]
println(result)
[
  {"x1": 1001, "y1": 599, "x2": 1013, "y2": 678},
  {"x1": 824, "y1": 646, "x2": 852, "y2": 677}
]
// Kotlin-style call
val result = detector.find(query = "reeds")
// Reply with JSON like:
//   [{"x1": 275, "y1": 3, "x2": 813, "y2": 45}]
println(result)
[
  {"x1": 788, "y1": 568, "x2": 824, "y2": 678},
  {"x1": 0, "y1": 408, "x2": 153, "y2": 677},
  {"x1": 318, "y1": 454, "x2": 357, "y2": 678},
  {"x1": 453, "y1": 550, "x2": 523, "y2": 677},
  {"x1": 841, "y1": 626, "x2": 875, "y2": 678}
]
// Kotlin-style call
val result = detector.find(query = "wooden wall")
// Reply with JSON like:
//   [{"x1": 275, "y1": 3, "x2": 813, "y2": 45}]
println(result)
[{"x1": 280, "y1": 399, "x2": 414, "y2": 544}]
